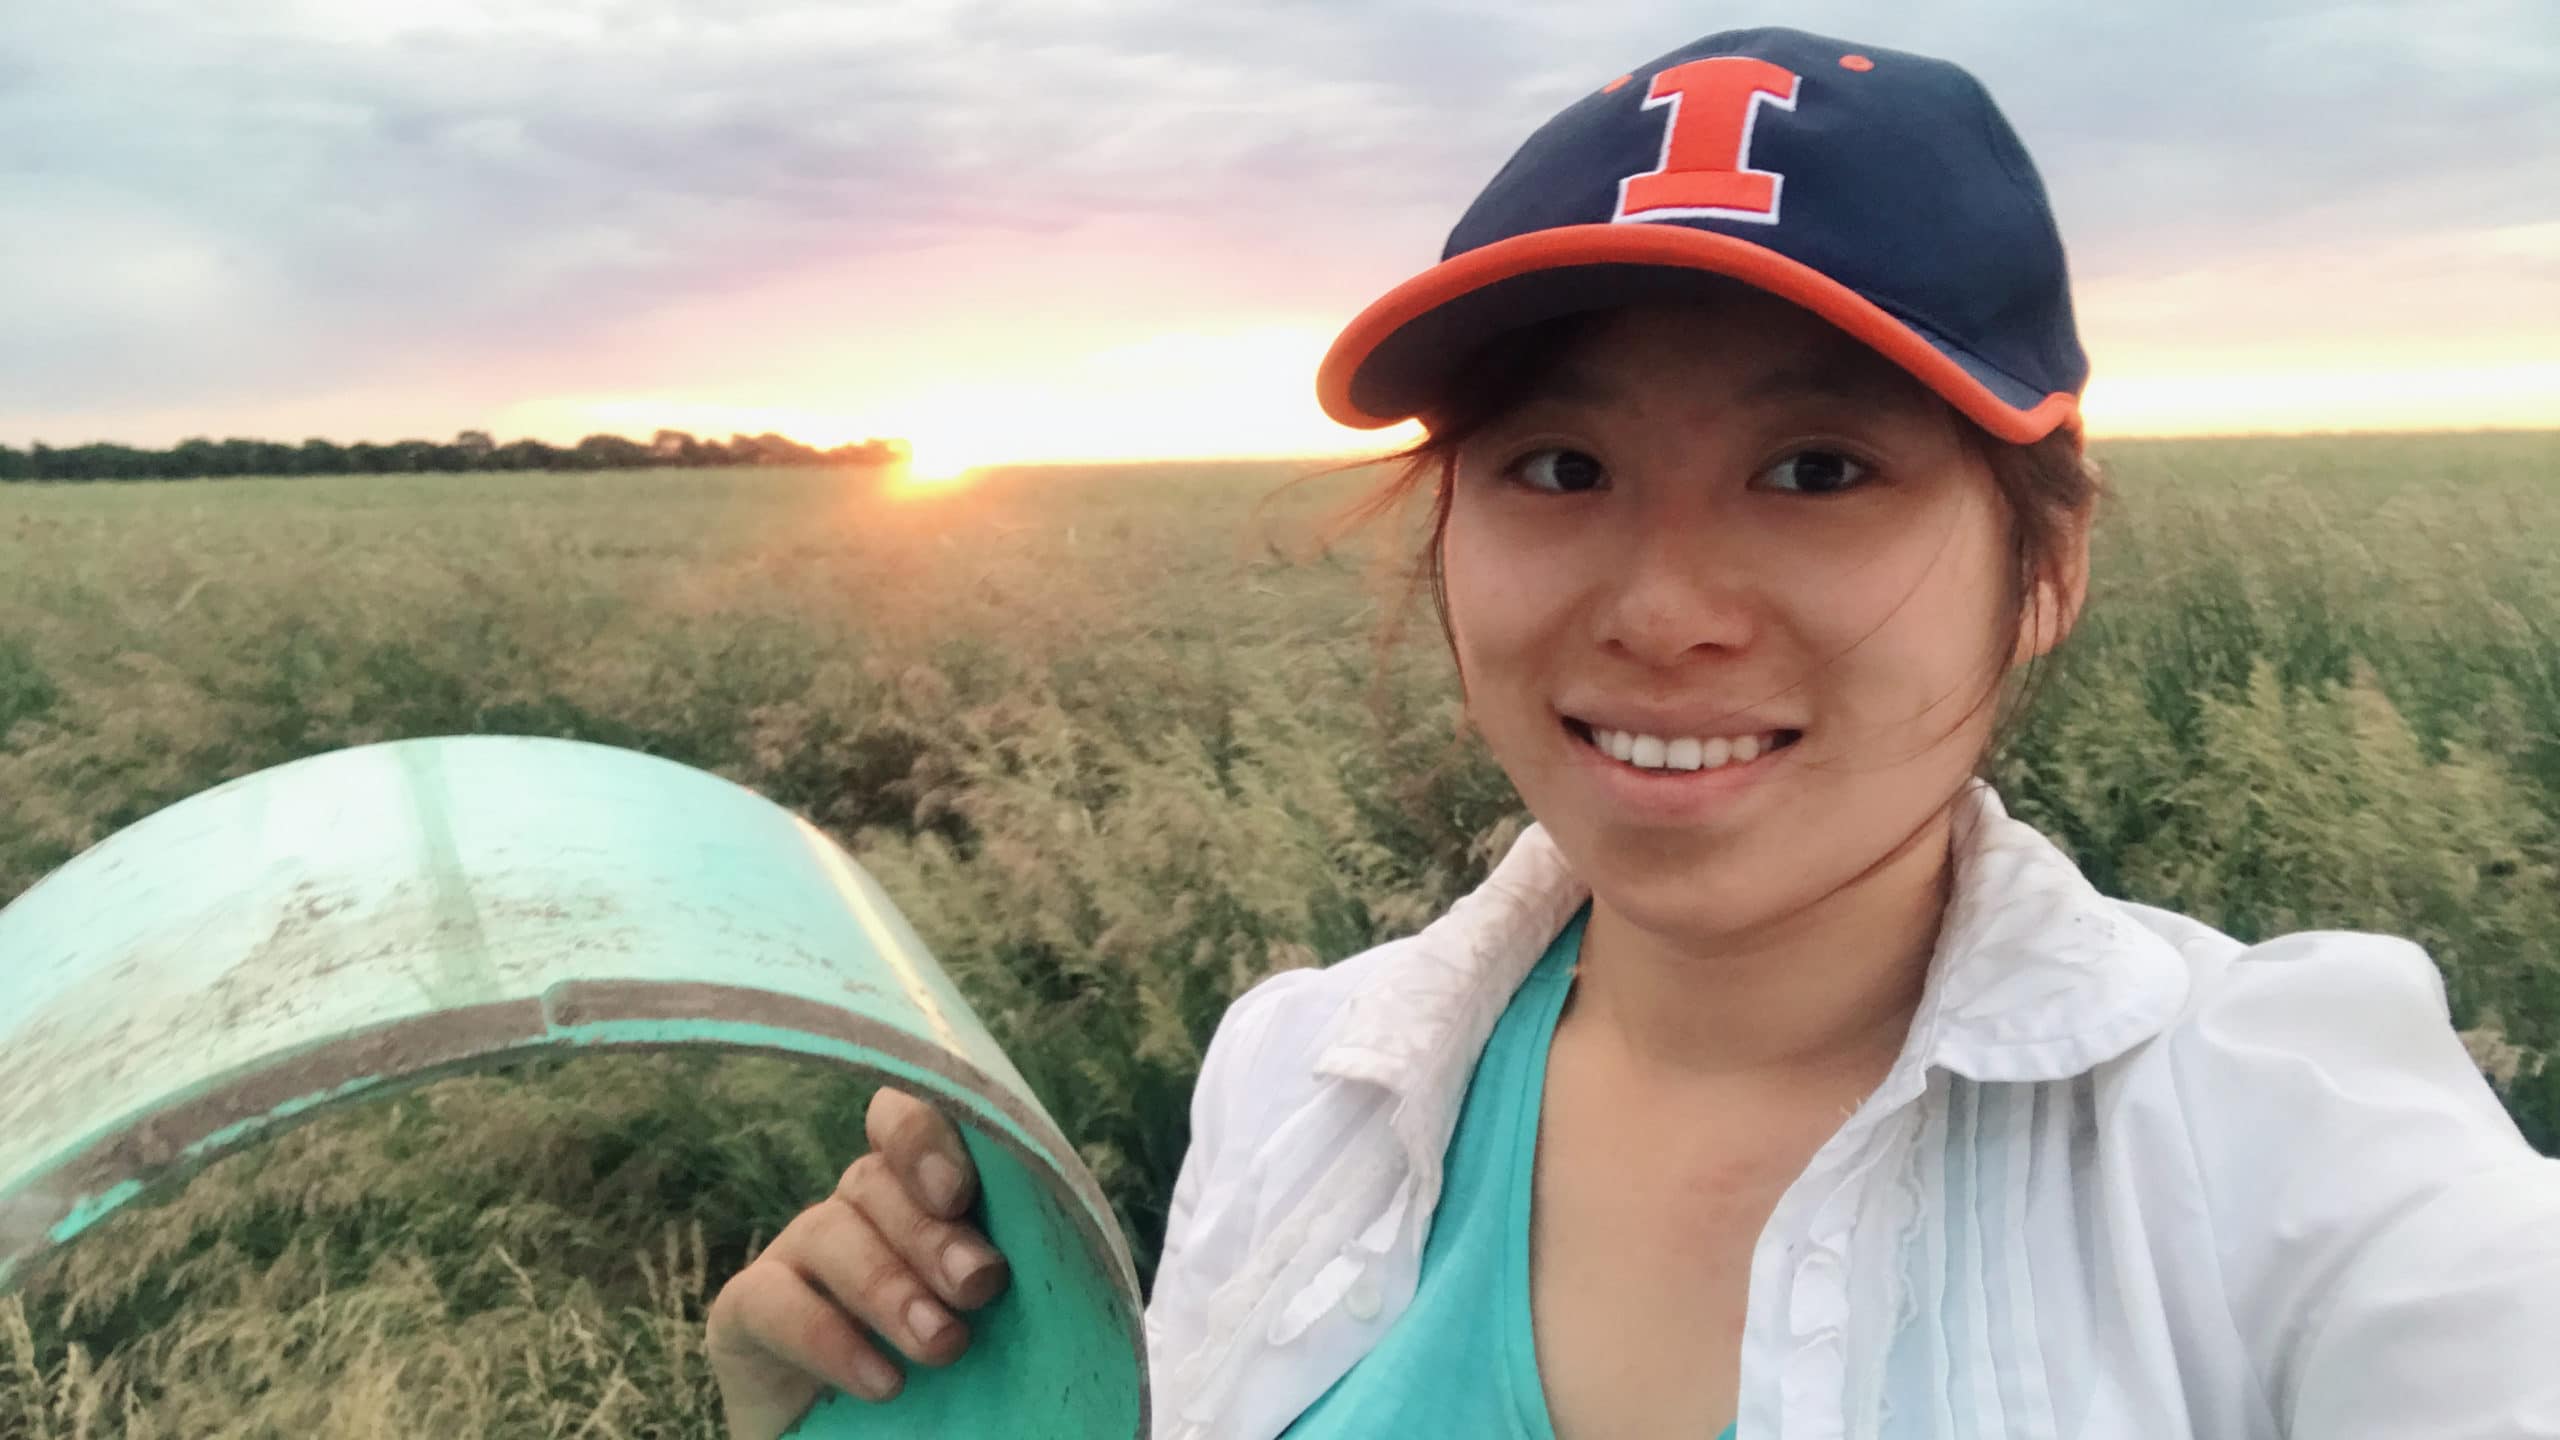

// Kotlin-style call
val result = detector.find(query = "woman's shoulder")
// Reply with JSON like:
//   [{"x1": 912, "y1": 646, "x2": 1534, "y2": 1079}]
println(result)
[
  {"x1": 1187, "y1": 935, "x2": 1425, "y2": 1133},
  {"x1": 1213, "y1": 932, "x2": 1409, "y2": 1044},
  {"x1": 2098, "y1": 904, "x2": 2560, "y2": 1426},
  {"x1": 2105, "y1": 901, "x2": 2529, "y2": 1166},
  {"x1": 2099, "y1": 903, "x2": 2555, "y2": 1259},
  {"x1": 2111, "y1": 903, "x2": 2516, "y2": 1132}
]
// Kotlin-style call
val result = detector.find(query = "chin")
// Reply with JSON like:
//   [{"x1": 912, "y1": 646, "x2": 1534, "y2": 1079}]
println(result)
[{"x1": 1552, "y1": 813, "x2": 1805, "y2": 933}]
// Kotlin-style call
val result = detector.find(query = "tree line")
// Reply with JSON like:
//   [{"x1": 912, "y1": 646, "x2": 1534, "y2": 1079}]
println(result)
[{"x1": 0, "y1": 430, "x2": 910, "y2": 482}]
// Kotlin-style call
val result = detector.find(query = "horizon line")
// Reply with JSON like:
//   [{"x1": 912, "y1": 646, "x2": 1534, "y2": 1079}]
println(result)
[{"x1": 9, "y1": 422, "x2": 2554, "y2": 475}]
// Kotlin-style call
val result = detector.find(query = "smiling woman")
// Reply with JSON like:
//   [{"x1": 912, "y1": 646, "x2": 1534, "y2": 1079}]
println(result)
[
  {"x1": 707, "y1": 24, "x2": 2560, "y2": 1440},
  {"x1": 1430, "y1": 295, "x2": 2078, "y2": 964}
]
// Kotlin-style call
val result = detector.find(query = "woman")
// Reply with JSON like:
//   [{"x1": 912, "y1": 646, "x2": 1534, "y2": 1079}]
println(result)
[{"x1": 706, "y1": 27, "x2": 2560, "y2": 1440}]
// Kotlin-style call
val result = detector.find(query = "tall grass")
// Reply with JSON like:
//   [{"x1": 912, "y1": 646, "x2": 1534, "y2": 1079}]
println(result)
[{"x1": 1, "y1": 433, "x2": 2555, "y2": 1432}]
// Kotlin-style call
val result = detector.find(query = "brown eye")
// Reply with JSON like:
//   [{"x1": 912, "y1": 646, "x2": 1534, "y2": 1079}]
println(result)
[
  {"x1": 1756, "y1": 450, "x2": 1869, "y2": 495},
  {"x1": 1513, "y1": 447, "x2": 1606, "y2": 493}
]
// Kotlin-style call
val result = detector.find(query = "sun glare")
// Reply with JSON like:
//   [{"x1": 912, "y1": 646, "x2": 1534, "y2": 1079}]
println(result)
[{"x1": 893, "y1": 433, "x2": 976, "y2": 491}]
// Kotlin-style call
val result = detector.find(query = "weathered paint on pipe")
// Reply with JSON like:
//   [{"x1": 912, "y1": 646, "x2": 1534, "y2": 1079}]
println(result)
[{"x1": 0, "y1": 735, "x2": 1146, "y2": 1438}]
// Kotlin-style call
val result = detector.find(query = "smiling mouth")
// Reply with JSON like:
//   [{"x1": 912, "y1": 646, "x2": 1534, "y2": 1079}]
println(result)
[{"x1": 1562, "y1": 717, "x2": 1804, "y2": 775}]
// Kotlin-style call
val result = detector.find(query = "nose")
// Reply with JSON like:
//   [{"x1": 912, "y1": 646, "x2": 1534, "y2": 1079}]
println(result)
[{"x1": 1590, "y1": 493, "x2": 1761, "y2": 667}]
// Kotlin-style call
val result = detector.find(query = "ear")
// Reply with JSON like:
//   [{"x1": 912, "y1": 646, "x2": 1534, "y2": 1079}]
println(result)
[{"x1": 2012, "y1": 508, "x2": 2092, "y2": 666}]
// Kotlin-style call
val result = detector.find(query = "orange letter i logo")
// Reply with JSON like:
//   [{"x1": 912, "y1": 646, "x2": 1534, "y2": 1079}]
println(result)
[{"x1": 1613, "y1": 56, "x2": 1802, "y2": 225}]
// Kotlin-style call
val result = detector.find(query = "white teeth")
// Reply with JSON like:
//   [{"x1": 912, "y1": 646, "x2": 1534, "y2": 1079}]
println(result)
[{"x1": 1588, "y1": 726, "x2": 1783, "y2": 773}]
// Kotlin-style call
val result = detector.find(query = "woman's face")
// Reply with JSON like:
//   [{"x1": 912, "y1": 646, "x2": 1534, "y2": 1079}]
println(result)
[{"x1": 1442, "y1": 293, "x2": 2076, "y2": 947}]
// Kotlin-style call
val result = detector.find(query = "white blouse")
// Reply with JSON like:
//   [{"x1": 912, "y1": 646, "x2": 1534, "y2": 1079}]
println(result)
[{"x1": 1140, "y1": 782, "x2": 2560, "y2": 1439}]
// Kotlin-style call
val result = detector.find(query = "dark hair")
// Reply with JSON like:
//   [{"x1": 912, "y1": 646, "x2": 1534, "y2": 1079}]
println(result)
[{"x1": 1294, "y1": 309, "x2": 2102, "y2": 774}]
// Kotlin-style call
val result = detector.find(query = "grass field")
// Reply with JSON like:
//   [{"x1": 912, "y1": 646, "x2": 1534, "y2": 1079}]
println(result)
[{"x1": 4, "y1": 432, "x2": 2558, "y2": 1435}]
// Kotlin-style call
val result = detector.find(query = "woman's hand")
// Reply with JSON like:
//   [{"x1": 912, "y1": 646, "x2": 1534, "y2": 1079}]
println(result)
[{"x1": 706, "y1": 1088, "x2": 1014, "y2": 1440}]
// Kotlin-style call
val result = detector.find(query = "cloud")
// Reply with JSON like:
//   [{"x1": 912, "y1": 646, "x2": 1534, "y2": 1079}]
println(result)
[{"x1": 4, "y1": 0, "x2": 2553, "y2": 441}]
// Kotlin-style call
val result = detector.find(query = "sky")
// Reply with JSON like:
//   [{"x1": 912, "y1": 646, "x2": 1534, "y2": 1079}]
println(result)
[{"x1": 5, "y1": 0, "x2": 2556, "y2": 468}]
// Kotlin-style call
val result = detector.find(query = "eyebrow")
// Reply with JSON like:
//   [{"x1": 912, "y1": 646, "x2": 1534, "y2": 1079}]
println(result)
[
  {"x1": 1740, "y1": 349, "x2": 1927, "y2": 408},
  {"x1": 1536, "y1": 342, "x2": 1931, "y2": 415}
]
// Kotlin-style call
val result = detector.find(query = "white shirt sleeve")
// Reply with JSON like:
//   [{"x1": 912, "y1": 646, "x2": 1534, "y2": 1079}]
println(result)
[
  {"x1": 2174, "y1": 930, "x2": 2560, "y2": 1437},
  {"x1": 1141, "y1": 968, "x2": 1313, "y2": 1381},
  {"x1": 2289, "y1": 1155, "x2": 2560, "y2": 1436}
]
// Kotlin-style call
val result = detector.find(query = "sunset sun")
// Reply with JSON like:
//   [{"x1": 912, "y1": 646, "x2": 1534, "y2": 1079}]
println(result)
[{"x1": 894, "y1": 433, "x2": 976, "y2": 489}]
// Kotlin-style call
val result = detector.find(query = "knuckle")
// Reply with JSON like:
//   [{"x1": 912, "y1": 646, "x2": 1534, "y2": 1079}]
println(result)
[
  {"x1": 898, "y1": 1204, "x2": 947, "y2": 1250},
  {"x1": 908, "y1": 1210, "x2": 970, "y2": 1265},
  {"x1": 840, "y1": 1150, "x2": 891, "y2": 1199},
  {"x1": 705, "y1": 1262, "x2": 782, "y2": 1346},
  {"x1": 703, "y1": 1273, "x2": 747, "y2": 1334},
  {"x1": 770, "y1": 1203, "x2": 831, "y2": 1256},
  {"x1": 851, "y1": 1248, "x2": 919, "y2": 1305},
  {"x1": 787, "y1": 1303, "x2": 858, "y2": 1361},
  {"x1": 734, "y1": 1255, "x2": 787, "y2": 1307},
  {"x1": 813, "y1": 1202, "x2": 906, "y2": 1294}
]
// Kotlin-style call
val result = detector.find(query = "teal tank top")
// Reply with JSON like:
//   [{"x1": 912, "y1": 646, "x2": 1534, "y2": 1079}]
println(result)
[{"x1": 1281, "y1": 902, "x2": 1735, "y2": 1440}]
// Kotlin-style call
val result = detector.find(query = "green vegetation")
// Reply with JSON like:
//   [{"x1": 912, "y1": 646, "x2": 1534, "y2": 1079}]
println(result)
[
  {"x1": 2, "y1": 433, "x2": 2556, "y2": 1434},
  {"x1": 0, "y1": 429, "x2": 904, "y2": 482}
]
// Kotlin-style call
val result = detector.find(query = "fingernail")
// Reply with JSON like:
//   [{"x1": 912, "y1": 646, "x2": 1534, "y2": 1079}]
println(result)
[
  {"x1": 918, "y1": 1153, "x2": 963, "y2": 1214},
  {"x1": 943, "y1": 1238, "x2": 995, "y2": 1290},
  {"x1": 852, "y1": 1351, "x2": 901, "y2": 1402},
  {"x1": 906, "y1": 1296, "x2": 951, "y2": 1347}
]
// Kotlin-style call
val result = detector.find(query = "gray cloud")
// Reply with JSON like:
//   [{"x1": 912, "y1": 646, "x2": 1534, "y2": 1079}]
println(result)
[{"x1": 5, "y1": 0, "x2": 2554, "y2": 436}]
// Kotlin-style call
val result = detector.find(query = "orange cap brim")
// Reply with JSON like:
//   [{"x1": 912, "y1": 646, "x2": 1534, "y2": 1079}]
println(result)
[{"x1": 1316, "y1": 224, "x2": 2079, "y2": 446}]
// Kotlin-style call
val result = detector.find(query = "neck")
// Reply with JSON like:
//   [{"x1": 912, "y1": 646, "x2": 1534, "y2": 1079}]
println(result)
[{"x1": 1566, "y1": 801, "x2": 1956, "y2": 1085}]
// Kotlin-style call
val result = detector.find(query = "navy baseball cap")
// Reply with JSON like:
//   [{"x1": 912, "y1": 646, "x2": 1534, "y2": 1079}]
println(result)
[{"x1": 1317, "y1": 27, "x2": 2088, "y2": 445}]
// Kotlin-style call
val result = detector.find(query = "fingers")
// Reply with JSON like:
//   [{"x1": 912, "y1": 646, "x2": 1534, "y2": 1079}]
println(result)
[
  {"x1": 838, "y1": 1151, "x2": 1012, "y2": 1314},
  {"x1": 707, "y1": 1092, "x2": 1007, "y2": 1440},
  {"x1": 707, "y1": 1259, "x2": 907, "y2": 1416},
  {"x1": 866, "y1": 1087, "x2": 976, "y2": 1220},
  {"x1": 787, "y1": 1191, "x2": 976, "y2": 1371}
]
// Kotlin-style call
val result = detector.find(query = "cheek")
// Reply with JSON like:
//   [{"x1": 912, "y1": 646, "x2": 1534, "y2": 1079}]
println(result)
[
  {"x1": 1441, "y1": 500, "x2": 1588, "y2": 761},
  {"x1": 1812, "y1": 495, "x2": 2013, "y2": 724},
  {"x1": 1441, "y1": 502, "x2": 1535, "y2": 683}
]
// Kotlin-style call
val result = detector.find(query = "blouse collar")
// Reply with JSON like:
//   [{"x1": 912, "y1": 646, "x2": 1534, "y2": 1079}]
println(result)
[{"x1": 1312, "y1": 781, "x2": 2192, "y2": 1176}]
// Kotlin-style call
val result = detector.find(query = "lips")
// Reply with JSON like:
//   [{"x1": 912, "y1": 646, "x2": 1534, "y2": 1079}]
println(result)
[{"x1": 1560, "y1": 714, "x2": 1804, "y2": 775}]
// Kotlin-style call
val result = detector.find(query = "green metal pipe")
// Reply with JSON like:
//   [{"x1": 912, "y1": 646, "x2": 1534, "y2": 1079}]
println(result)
[{"x1": 0, "y1": 735, "x2": 1146, "y2": 1438}]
